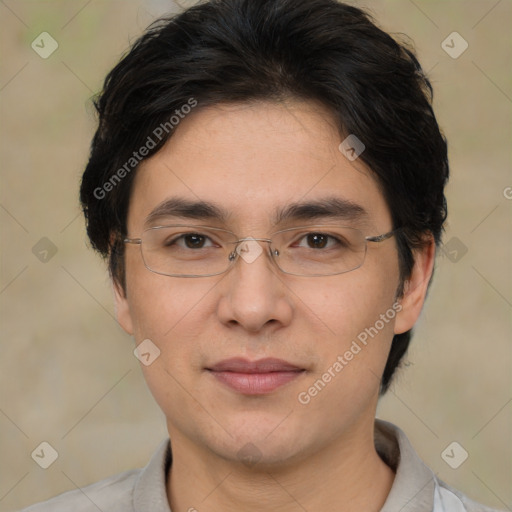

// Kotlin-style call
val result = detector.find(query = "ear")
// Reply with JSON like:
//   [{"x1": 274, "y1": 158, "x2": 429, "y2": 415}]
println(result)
[
  {"x1": 394, "y1": 236, "x2": 436, "y2": 335},
  {"x1": 112, "y1": 279, "x2": 134, "y2": 335}
]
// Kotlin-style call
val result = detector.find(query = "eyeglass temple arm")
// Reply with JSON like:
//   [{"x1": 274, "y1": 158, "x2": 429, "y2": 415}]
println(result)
[
  {"x1": 366, "y1": 228, "x2": 400, "y2": 243},
  {"x1": 124, "y1": 238, "x2": 142, "y2": 244}
]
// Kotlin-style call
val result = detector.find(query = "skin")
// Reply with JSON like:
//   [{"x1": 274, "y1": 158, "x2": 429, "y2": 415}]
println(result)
[{"x1": 115, "y1": 100, "x2": 435, "y2": 512}]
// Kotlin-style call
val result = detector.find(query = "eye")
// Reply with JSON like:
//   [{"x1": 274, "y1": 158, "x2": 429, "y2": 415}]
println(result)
[
  {"x1": 167, "y1": 233, "x2": 216, "y2": 249},
  {"x1": 296, "y1": 232, "x2": 343, "y2": 250}
]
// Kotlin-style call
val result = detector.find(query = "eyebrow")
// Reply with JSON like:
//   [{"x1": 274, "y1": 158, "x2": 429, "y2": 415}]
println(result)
[
  {"x1": 144, "y1": 196, "x2": 368, "y2": 227},
  {"x1": 274, "y1": 196, "x2": 367, "y2": 224},
  {"x1": 145, "y1": 197, "x2": 230, "y2": 227}
]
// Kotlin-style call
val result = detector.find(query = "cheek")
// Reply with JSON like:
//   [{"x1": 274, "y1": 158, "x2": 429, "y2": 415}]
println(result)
[
  {"x1": 295, "y1": 262, "x2": 399, "y2": 345},
  {"x1": 293, "y1": 265, "x2": 399, "y2": 405},
  {"x1": 125, "y1": 269, "x2": 214, "y2": 416},
  {"x1": 128, "y1": 277, "x2": 215, "y2": 370},
  {"x1": 124, "y1": 245, "x2": 208, "y2": 338},
  {"x1": 123, "y1": 250, "x2": 215, "y2": 389}
]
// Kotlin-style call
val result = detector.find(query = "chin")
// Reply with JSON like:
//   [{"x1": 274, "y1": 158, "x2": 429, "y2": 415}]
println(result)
[
  {"x1": 220, "y1": 437, "x2": 307, "y2": 470},
  {"x1": 203, "y1": 414, "x2": 313, "y2": 468}
]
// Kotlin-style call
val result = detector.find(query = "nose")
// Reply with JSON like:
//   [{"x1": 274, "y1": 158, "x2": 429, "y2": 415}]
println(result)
[{"x1": 216, "y1": 238, "x2": 293, "y2": 333}]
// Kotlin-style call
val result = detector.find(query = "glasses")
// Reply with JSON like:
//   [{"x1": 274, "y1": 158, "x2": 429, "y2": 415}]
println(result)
[{"x1": 123, "y1": 224, "x2": 398, "y2": 278}]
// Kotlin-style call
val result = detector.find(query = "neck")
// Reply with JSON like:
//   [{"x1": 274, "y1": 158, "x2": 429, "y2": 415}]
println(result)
[{"x1": 166, "y1": 419, "x2": 395, "y2": 512}]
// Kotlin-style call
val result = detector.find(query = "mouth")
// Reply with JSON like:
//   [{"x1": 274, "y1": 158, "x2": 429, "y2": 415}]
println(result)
[{"x1": 205, "y1": 357, "x2": 306, "y2": 395}]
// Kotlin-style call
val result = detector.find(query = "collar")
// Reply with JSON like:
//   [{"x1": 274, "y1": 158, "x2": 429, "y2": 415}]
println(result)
[
  {"x1": 375, "y1": 419, "x2": 438, "y2": 511},
  {"x1": 133, "y1": 437, "x2": 172, "y2": 511}
]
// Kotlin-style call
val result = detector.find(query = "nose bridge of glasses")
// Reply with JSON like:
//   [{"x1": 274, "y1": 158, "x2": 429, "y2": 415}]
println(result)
[{"x1": 229, "y1": 236, "x2": 275, "y2": 265}]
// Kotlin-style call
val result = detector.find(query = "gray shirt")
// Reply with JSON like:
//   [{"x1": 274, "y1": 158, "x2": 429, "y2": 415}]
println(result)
[{"x1": 21, "y1": 420, "x2": 503, "y2": 511}]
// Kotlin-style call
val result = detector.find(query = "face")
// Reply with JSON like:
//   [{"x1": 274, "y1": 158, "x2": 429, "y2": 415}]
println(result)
[{"x1": 115, "y1": 100, "x2": 432, "y2": 468}]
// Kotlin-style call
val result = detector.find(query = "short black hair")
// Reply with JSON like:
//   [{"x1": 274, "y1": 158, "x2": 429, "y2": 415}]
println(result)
[{"x1": 80, "y1": 0, "x2": 449, "y2": 394}]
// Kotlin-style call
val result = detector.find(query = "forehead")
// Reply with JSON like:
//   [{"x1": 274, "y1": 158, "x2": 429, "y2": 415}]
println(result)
[{"x1": 127, "y1": 101, "x2": 391, "y2": 232}]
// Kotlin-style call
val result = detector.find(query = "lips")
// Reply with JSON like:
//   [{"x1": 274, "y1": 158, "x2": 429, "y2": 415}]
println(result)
[
  {"x1": 207, "y1": 357, "x2": 303, "y2": 373},
  {"x1": 206, "y1": 357, "x2": 305, "y2": 395}
]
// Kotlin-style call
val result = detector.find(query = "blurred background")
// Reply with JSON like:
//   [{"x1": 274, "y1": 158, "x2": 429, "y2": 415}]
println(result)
[{"x1": 0, "y1": 0, "x2": 510, "y2": 510}]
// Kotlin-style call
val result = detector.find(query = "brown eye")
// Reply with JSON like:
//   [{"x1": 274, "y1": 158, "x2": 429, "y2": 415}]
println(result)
[
  {"x1": 306, "y1": 233, "x2": 329, "y2": 249},
  {"x1": 163, "y1": 233, "x2": 215, "y2": 249},
  {"x1": 183, "y1": 234, "x2": 207, "y2": 248}
]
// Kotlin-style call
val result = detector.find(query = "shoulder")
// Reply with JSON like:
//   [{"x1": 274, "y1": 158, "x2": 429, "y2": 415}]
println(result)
[
  {"x1": 375, "y1": 420, "x2": 505, "y2": 512},
  {"x1": 19, "y1": 468, "x2": 140, "y2": 512},
  {"x1": 19, "y1": 438, "x2": 172, "y2": 512},
  {"x1": 435, "y1": 479, "x2": 507, "y2": 512}
]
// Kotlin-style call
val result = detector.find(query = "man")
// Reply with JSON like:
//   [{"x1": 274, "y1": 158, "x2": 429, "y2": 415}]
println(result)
[{"x1": 22, "y1": 0, "x2": 502, "y2": 510}]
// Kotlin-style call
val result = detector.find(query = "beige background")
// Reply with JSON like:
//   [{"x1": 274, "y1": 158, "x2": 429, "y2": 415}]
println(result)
[{"x1": 0, "y1": 0, "x2": 511, "y2": 510}]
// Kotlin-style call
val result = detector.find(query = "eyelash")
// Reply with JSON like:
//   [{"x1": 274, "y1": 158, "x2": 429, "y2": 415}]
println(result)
[{"x1": 167, "y1": 232, "x2": 345, "y2": 249}]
